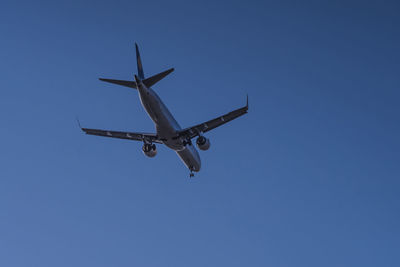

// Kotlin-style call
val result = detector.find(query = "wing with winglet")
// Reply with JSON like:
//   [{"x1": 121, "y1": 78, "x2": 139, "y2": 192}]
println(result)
[{"x1": 81, "y1": 127, "x2": 163, "y2": 143}]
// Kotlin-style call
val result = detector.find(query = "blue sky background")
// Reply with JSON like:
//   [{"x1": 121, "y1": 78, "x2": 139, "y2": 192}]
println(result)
[{"x1": 1, "y1": 0, "x2": 399, "y2": 266}]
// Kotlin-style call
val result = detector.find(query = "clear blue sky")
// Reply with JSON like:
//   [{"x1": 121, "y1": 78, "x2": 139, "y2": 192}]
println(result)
[{"x1": 1, "y1": 0, "x2": 399, "y2": 266}]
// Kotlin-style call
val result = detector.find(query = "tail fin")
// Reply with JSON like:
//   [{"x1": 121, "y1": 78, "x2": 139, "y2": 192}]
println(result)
[
  {"x1": 135, "y1": 43, "x2": 145, "y2": 79},
  {"x1": 99, "y1": 44, "x2": 173, "y2": 89}
]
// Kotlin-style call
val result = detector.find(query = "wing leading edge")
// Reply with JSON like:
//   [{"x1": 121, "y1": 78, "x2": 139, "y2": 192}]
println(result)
[{"x1": 177, "y1": 95, "x2": 249, "y2": 139}]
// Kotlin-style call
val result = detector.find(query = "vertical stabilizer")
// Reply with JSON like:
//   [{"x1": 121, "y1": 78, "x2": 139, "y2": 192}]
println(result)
[{"x1": 135, "y1": 43, "x2": 145, "y2": 79}]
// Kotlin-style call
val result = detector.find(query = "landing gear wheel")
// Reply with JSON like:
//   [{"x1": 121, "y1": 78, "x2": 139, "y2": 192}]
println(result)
[
  {"x1": 189, "y1": 167, "x2": 195, "y2": 178},
  {"x1": 143, "y1": 143, "x2": 154, "y2": 152}
]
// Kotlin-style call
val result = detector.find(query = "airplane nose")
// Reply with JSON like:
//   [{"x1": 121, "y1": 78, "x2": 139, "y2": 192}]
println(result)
[
  {"x1": 195, "y1": 162, "x2": 201, "y2": 172},
  {"x1": 194, "y1": 149, "x2": 201, "y2": 172}
]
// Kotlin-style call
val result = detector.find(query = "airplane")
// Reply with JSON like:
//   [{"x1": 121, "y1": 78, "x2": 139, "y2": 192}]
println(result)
[{"x1": 79, "y1": 43, "x2": 248, "y2": 177}]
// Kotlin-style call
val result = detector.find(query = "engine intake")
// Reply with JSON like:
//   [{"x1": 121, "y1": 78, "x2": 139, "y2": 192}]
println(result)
[
  {"x1": 142, "y1": 144, "x2": 157, "y2": 157},
  {"x1": 196, "y1": 136, "x2": 210, "y2": 151}
]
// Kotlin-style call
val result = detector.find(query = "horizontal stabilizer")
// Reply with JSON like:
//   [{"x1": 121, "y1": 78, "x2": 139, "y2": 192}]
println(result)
[
  {"x1": 99, "y1": 78, "x2": 137, "y2": 89},
  {"x1": 99, "y1": 68, "x2": 174, "y2": 89},
  {"x1": 143, "y1": 68, "x2": 174, "y2": 88}
]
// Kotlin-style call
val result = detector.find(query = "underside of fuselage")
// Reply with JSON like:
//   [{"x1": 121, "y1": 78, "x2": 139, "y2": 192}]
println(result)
[
  {"x1": 136, "y1": 81, "x2": 201, "y2": 172},
  {"x1": 176, "y1": 144, "x2": 201, "y2": 172}
]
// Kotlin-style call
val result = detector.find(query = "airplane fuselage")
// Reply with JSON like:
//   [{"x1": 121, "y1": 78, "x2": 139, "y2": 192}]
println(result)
[{"x1": 136, "y1": 80, "x2": 201, "y2": 172}]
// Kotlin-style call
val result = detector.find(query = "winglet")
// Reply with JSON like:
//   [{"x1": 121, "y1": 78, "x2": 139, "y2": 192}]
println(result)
[
  {"x1": 245, "y1": 94, "x2": 249, "y2": 110},
  {"x1": 76, "y1": 117, "x2": 83, "y2": 131}
]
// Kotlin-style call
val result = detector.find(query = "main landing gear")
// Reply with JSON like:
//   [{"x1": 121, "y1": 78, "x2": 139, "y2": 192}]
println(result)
[{"x1": 183, "y1": 139, "x2": 192, "y2": 146}]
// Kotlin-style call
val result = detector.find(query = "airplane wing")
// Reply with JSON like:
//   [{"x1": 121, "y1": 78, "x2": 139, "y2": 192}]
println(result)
[
  {"x1": 81, "y1": 127, "x2": 163, "y2": 143},
  {"x1": 177, "y1": 96, "x2": 249, "y2": 139}
]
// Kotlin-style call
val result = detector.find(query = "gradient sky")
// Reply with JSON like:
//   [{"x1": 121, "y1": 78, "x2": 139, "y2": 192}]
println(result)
[{"x1": 1, "y1": 1, "x2": 399, "y2": 267}]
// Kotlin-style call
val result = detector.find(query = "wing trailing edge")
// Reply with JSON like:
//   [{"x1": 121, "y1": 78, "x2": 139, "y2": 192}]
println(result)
[{"x1": 81, "y1": 127, "x2": 163, "y2": 143}]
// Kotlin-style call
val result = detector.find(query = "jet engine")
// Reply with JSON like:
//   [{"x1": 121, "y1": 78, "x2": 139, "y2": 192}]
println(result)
[
  {"x1": 196, "y1": 136, "x2": 210, "y2": 151},
  {"x1": 142, "y1": 144, "x2": 157, "y2": 157}
]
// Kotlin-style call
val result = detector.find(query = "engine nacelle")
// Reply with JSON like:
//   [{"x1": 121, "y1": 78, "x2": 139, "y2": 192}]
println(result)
[
  {"x1": 142, "y1": 144, "x2": 157, "y2": 157},
  {"x1": 196, "y1": 136, "x2": 210, "y2": 151}
]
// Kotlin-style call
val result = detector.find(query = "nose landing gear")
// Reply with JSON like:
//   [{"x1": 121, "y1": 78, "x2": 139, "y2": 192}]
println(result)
[{"x1": 189, "y1": 166, "x2": 195, "y2": 178}]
